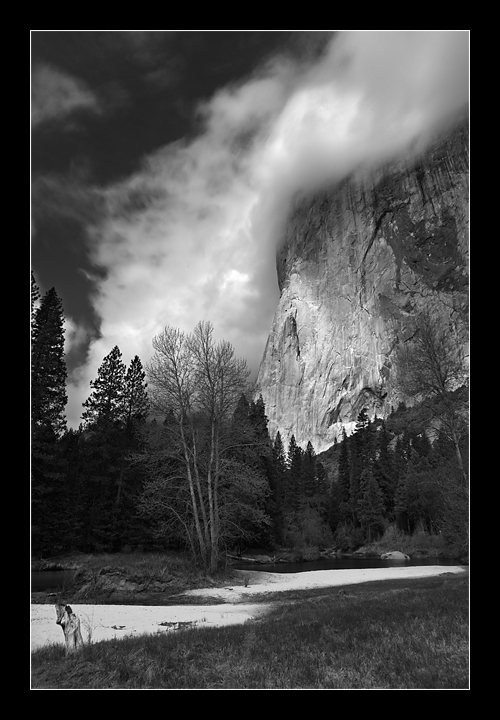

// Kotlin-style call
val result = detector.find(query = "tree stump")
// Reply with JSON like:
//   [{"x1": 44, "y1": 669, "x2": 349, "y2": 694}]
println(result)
[{"x1": 55, "y1": 604, "x2": 84, "y2": 653}]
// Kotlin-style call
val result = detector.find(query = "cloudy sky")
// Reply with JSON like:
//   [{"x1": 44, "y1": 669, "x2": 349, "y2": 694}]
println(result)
[{"x1": 31, "y1": 31, "x2": 469, "y2": 430}]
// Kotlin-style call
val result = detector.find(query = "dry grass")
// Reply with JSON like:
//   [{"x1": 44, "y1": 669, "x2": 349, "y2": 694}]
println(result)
[{"x1": 36, "y1": 551, "x2": 239, "y2": 605}]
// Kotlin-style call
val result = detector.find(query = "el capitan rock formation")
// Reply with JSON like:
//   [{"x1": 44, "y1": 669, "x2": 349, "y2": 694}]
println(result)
[{"x1": 256, "y1": 121, "x2": 469, "y2": 453}]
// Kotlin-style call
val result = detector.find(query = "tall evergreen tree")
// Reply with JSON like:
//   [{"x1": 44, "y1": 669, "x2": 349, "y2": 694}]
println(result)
[
  {"x1": 338, "y1": 428, "x2": 351, "y2": 509},
  {"x1": 286, "y1": 435, "x2": 303, "y2": 511},
  {"x1": 113, "y1": 356, "x2": 149, "y2": 514},
  {"x1": 374, "y1": 420, "x2": 397, "y2": 520},
  {"x1": 316, "y1": 460, "x2": 329, "y2": 496},
  {"x1": 31, "y1": 286, "x2": 68, "y2": 437},
  {"x1": 268, "y1": 431, "x2": 287, "y2": 542},
  {"x1": 357, "y1": 461, "x2": 385, "y2": 543},
  {"x1": 223, "y1": 393, "x2": 276, "y2": 549},
  {"x1": 272, "y1": 431, "x2": 287, "y2": 481},
  {"x1": 302, "y1": 440, "x2": 317, "y2": 499},
  {"x1": 78, "y1": 348, "x2": 148, "y2": 549},
  {"x1": 328, "y1": 475, "x2": 343, "y2": 534},
  {"x1": 31, "y1": 281, "x2": 69, "y2": 554},
  {"x1": 81, "y1": 346, "x2": 126, "y2": 429},
  {"x1": 349, "y1": 409, "x2": 370, "y2": 522},
  {"x1": 232, "y1": 394, "x2": 250, "y2": 434},
  {"x1": 394, "y1": 454, "x2": 421, "y2": 534},
  {"x1": 249, "y1": 396, "x2": 271, "y2": 450},
  {"x1": 227, "y1": 394, "x2": 270, "y2": 472},
  {"x1": 247, "y1": 396, "x2": 275, "y2": 546},
  {"x1": 124, "y1": 355, "x2": 150, "y2": 429}
]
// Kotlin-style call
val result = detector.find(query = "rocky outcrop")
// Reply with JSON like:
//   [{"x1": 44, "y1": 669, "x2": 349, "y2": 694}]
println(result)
[{"x1": 256, "y1": 121, "x2": 469, "y2": 452}]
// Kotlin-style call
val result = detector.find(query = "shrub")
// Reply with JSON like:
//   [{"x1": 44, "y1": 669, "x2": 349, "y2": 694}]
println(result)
[
  {"x1": 333, "y1": 524, "x2": 365, "y2": 552},
  {"x1": 284, "y1": 507, "x2": 333, "y2": 551}
]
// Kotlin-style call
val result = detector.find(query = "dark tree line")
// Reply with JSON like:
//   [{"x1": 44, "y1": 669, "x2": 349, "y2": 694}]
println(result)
[
  {"x1": 267, "y1": 432, "x2": 331, "y2": 550},
  {"x1": 31, "y1": 273, "x2": 468, "y2": 563},
  {"x1": 327, "y1": 405, "x2": 468, "y2": 555},
  {"x1": 32, "y1": 273, "x2": 68, "y2": 554},
  {"x1": 31, "y1": 273, "x2": 150, "y2": 555}
]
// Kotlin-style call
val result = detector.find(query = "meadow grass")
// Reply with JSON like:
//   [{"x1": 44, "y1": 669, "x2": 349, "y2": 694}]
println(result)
[{"x1": 31, "y1": 573, "x2": 468, "y2": 689}]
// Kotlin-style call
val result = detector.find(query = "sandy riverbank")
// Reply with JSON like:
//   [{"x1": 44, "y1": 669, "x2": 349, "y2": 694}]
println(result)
[{"x1": 31, "y1": 565, "x2": 466, "y2": 652}]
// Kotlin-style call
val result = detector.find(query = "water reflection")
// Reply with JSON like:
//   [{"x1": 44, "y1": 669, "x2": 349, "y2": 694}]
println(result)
[
  {"x1": 233, "y1": 557, "x2": 459, "y2": 574},
  {"x1": 31, "y1": 570, "x2": 76, "y2": 592}
]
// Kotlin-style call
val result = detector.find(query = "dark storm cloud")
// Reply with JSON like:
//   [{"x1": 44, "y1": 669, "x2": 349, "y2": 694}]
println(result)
[{"x1": 31, "y1": 63, "x2": 102, "y2": 129}]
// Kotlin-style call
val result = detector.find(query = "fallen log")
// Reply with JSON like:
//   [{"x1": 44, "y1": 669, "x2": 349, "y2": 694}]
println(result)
[{"x1": 226, "y1": 553, "x2": 276, "y2": 564}]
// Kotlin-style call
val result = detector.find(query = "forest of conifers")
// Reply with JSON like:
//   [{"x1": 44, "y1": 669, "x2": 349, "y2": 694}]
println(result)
[{"x1": 31, "y1": 274, "x2": 469, "y2": 565}]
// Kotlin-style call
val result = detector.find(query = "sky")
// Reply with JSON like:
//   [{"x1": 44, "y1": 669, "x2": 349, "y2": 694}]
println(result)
[{"x1": 31, "y1": 31, "x2": 469, "y2": 430}]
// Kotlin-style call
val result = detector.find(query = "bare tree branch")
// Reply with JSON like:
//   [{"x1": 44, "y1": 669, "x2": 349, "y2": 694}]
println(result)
[{"x1": 145, "y1": 321, "x2": 252, "y2": 573}]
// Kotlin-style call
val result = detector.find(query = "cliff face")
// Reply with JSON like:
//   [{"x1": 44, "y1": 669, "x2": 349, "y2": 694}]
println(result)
[{"x1": 256, "y1": 122, "x2": 469, "y2": 453}]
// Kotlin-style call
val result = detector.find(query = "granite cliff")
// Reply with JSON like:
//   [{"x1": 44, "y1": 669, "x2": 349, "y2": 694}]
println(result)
[{"x1": 256, "y1": 121, "x2": 469, "y2": 453}]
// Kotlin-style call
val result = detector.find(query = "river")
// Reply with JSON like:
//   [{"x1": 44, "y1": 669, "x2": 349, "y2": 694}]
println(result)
[
  {"x1": 31, "y1": 570, "x2": 77, "y2": 592},
  {"x1": 31, "y1": 557, "x2": 460, "y2": 592}
]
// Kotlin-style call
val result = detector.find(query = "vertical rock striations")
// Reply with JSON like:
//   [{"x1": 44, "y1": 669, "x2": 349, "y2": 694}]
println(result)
[{"x1": 256, "y1": 122, "x2": 469, "y2": 453}]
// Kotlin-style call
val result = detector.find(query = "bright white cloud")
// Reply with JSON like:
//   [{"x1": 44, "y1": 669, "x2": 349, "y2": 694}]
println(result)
[
  {"x1": 31, "y1": 63, "x2": 101, "y2": 128},
  {"x1": 66, "y1": 31, "x2": 469, "y2": 429},
  {"x1": 64, "y1": 316, "x2": 91, "y2": 356}
]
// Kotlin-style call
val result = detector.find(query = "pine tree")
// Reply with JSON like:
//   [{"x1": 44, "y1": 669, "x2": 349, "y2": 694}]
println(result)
[
  {"x1": 81, "y1": 346, "x2": 126, "y2": 429},
  {"x1": 302, "y1": 440, "x2": 317, "y2": 499},
  {"x1": 394, "y1": 457, "x2": 419, "y2": 534},
  {"x1": 272, "y1": 432, "x2": 287, "y2": 481},
  {"x1": 224, "y1": 394, "x2": 275, "y2": 548},
  {"x1": 338, "y1": 428, "x2": 351, "y2": 505},
  {"x1": 31, "y1": 281, "x2": 69, "y2": 554},
  {"x1": 124, "y1": 355, "x2": 149, "y2": 429},
  {"x1": 232, "y1": 394, "x2": 250, "y2": 432},
  {"x1": 227, "y1": 394, "x2": 270, "y2": 472},
  {"x1": 357, "y1": 462, "x2": 385, "y2": 543},
  {"x1": 349, "y1": 409, "x2": 370, "y2": 522},
  {"x1": 31, "y1": 286, "x2": 68, "y2": 437},
  {"x1": 286, "y1": 435, "x2": 303, "y2": 510},
  {"x1": 270, "y1": 431, "x2": 287, "y2": 528},
  {"x1": 114, "y1": 356, "x2": 149, "y2": 513},
  {"x1": 80, "y1": 349, "x2": 149, "y2": 548},
  {"x1": 249, "y1": 395, "x2": 271, "y2": 450},
  {"x1": 328, "y1": 474, "x2": 342, "y2": 533},
  {"x1": 374, "y1": 420, "x2": 397, "y2": 520}
]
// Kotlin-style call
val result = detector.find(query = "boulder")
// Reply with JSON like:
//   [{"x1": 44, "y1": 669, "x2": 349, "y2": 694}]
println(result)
[{"x1": 381, "y1": 551, "x2": 410, "y2": 560}]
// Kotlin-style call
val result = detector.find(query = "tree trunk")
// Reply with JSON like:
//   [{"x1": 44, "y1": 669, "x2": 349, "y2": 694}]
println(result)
[
  {"x1": 179, "y1": 423, "x2": 207, "y2": 565},
  {"x1": 207, "y1": 418, "x2": 220, "y2": 575},
  {"x1": 115, "y1": 455, "x2": 125, "y2": 507},
  {"x1": 451, "y1": 428, "x2": 468, "y2": 488}
]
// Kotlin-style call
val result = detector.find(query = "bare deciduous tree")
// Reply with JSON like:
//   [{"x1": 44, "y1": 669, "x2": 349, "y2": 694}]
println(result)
[
  {"x1": 397, "y1": 310, "x2": 468, "y2": 488},
  {"x1": 146, "y1": 321, "x2": 252, "y2": 573}
]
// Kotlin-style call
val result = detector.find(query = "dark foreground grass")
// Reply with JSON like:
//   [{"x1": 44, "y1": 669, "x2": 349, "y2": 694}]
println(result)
[{"x1": 31, "y1": 573, "x2": 468, "y2": 689}]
